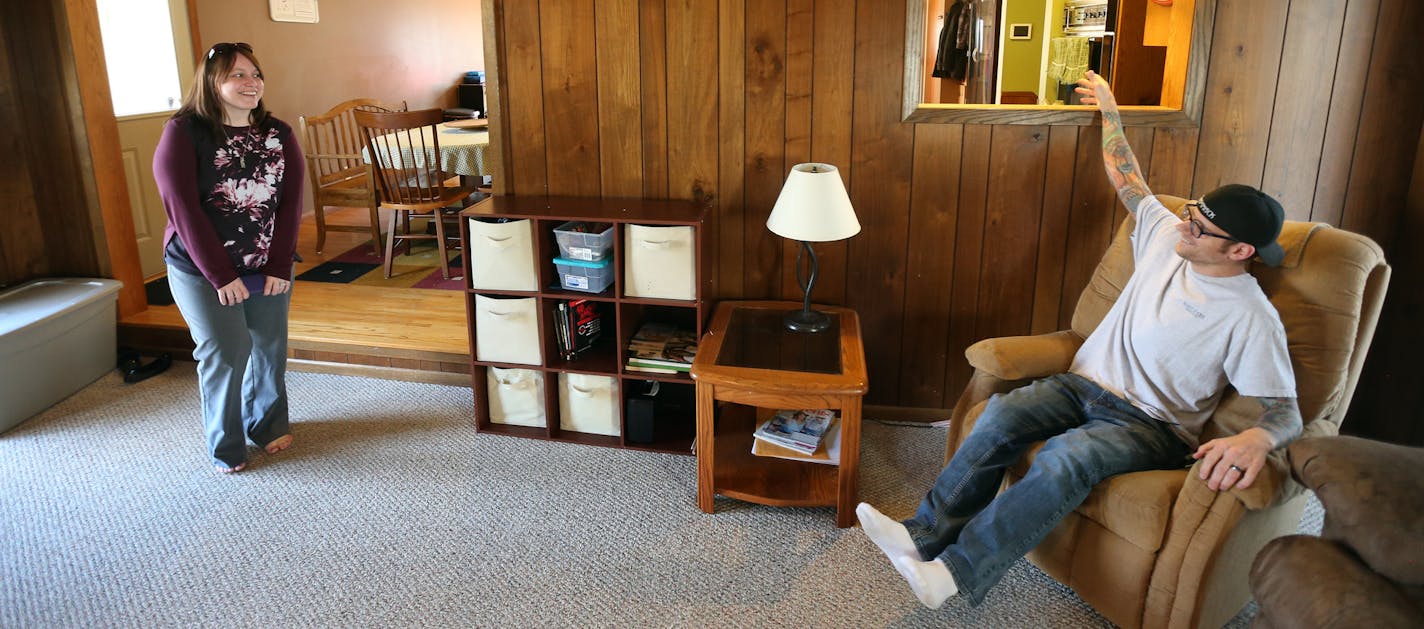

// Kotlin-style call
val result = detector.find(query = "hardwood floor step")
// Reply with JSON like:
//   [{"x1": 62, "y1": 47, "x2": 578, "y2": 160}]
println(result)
[
  {"x1": 120, "y1": 206, "x2": 471, "y2": 385},
  {"x1": 119, "y1": 283, "x2": 471, "y2": 386}
]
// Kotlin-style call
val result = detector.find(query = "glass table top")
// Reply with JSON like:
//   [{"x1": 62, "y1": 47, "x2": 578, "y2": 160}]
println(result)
[{"x1": 714, "y1": 307, "x2": 841, "y2": 375}]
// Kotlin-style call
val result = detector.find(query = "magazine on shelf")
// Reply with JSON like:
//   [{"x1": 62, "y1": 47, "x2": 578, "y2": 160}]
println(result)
[
  {"x1": 752, "y1": 409, "x2": 836, "y2": 455},
  {"x1": 751, "y1": 420, "x2": 841, "y2": 465},
  {"x1": 627, "y1": 357, "x2": 690, "y2": 372},
  {"x1": 625, "y1": 321, "x2": 698, "y2": 371},
  {"x1": 625, "y1": 364, "x2": 681, "y2": 374}
]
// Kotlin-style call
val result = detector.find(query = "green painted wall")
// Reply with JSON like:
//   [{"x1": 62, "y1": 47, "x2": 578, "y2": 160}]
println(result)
[{"x1": 999, "y1": 0, "x2": 1049, "y2": 100}]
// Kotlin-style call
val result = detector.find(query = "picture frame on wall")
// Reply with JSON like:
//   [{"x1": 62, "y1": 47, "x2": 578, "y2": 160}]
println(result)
[{"x1": 1009, "y1": 23, "x2": 1032, "y2": 40}]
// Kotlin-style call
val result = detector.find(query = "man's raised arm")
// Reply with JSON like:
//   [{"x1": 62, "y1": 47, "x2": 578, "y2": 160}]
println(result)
[{"x1": 1076, "y1": 70, "x2": 1153, "y2": 213}]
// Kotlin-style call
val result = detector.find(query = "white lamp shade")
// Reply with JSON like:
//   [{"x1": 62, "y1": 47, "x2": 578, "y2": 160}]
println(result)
[{"x1": 766, "y1": 163, "x2": 861, "y2": 242}]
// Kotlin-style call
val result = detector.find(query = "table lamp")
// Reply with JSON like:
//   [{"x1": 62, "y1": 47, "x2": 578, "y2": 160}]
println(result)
[{"x1": 766, "y1": 163, "x2": 861, "y2": 333}]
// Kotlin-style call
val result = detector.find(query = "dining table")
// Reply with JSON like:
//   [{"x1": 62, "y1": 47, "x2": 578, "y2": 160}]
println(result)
[{"x1": 361, "y1": 121, "x2": 491, "y2": 186}]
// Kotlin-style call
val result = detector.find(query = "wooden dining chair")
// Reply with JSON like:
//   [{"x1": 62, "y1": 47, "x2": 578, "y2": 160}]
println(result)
[
  {"x1": 297, "y1": 98, "x2": 407, "y2": 254},
  {"x1": 353, "y1": 107, "x2": 476, "y2": 280}
]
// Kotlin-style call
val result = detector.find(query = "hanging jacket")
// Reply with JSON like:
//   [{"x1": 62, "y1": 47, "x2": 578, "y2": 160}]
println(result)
[{"x1": 933, "y1": 0, "x2": 973, "y2": 80}]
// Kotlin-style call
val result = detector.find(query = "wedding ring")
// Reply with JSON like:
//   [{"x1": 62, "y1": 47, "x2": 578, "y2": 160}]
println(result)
[{"x1": 1229, "y1": 464, "x2": 1244, "y2": 472}]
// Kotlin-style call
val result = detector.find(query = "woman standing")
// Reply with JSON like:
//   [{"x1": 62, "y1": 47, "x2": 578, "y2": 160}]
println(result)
[{"x1": 153, "y1": 42, "x2": 304, "y2": 473}]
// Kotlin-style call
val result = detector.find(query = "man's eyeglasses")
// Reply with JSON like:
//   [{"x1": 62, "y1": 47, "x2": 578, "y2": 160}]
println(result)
[
  {"x1": 206, "y1": 42, "x2": 252, "y2": 61},
  {"x1": 1180, "y1": 201, "x2": 1238, "y2": 241}
]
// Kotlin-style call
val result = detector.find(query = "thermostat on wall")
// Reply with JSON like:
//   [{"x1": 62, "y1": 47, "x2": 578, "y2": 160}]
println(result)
[
  {"x1": 1009, "y1": 23, "x2": 1032, "y2": 40},
  {"x1": 269, "y1": 0, "x2": 319, "y2": 23}
]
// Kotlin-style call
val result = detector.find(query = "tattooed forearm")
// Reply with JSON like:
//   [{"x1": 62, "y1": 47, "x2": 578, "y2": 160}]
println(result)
[
  {"x1": 1099, "y1": 108, "x2": 1151, "y2": 213},
  {"x1": 1254, "y1": 397, "x2": 1303, "y2": 449}
]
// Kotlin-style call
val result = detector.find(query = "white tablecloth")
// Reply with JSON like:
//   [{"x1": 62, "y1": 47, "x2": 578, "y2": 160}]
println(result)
[{"x1": 362, "y1": 123, "x2": 490, "y2": 178}]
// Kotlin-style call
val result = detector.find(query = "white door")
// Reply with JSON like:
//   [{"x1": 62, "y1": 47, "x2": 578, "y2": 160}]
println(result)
[{"x1": 97, "y1": 0, "x2": 194, "y2": 279}]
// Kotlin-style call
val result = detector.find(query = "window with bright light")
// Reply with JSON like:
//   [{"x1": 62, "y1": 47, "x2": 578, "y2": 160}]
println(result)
[{"x1": 96, "y1": 0, "x2": 183, "y2": 116}]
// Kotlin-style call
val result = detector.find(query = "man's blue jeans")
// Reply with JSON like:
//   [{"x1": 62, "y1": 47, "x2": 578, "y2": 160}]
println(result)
[{"x1": 902, "y1": 373, "x2": 1191, "y2": 605}]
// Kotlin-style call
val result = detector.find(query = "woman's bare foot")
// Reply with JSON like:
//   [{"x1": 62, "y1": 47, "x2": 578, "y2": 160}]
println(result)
[
  {"x1": 215, "y1": 462, "x2": 247, "y2": 474},
  {"x1": 264, "y1": 434, "x2": 293, "y2": 455}
]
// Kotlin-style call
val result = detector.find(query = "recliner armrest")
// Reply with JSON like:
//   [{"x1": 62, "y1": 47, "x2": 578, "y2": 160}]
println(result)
[
  {"x1": 964, "y1": 330, "x2": 1082, "y2": 380},
  {"x1": 1180, "y1": 457, "x2": 1287, "y2": 511}
]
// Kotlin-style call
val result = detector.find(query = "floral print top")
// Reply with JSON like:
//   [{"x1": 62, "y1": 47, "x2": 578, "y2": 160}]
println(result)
[{"x1": 154, "y1": 115, "x2": 305, "y2": 290}]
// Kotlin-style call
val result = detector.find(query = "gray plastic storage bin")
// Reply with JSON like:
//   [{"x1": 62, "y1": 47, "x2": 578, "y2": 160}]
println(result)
[
  {"x1": 0, "y1": 278, "x2": 122, "y2": 433},
  {"x1": 553, "y1": 221, "x2": 614, "y2": 261}
]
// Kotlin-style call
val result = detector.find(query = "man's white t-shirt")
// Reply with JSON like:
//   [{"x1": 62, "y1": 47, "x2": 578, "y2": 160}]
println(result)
[{"x1": 1069, "y1": 196, "x2": 1296, "y2": 447}]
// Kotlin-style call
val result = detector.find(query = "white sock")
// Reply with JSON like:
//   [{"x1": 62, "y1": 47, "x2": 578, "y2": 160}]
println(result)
[
  {"x1": 856, "y1": 502, "x2": 920, "y2": 561},
  {"x1": 892, "y1": 556, "x2": 959, "y2": 609}
]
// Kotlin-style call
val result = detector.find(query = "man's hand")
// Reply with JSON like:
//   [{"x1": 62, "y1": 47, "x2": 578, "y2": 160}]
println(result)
[
  {"x1": 1193, "y1": 427, "x2": 1274, "y2": 491},
  {"x1": 1074, "y1": 70, "x2": 1117, "y2": 111}
]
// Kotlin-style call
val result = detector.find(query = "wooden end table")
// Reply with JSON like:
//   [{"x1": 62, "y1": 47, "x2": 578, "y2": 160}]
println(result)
[{"x1": 689, "y1": 300, "x2": 868, "y2": 527}]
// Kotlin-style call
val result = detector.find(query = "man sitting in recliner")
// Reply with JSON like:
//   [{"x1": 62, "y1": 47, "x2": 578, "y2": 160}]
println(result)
[{"x1": 856, "y1": 70, "x2": 1304, "y2": 610}]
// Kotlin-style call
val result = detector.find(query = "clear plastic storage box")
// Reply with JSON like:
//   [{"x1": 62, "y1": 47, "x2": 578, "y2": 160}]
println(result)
[
  {"x1": 553, "y1": 221, "x2": 614, "y2": 261},
  {"x1": 554, "y1": 257, "x2": 613, "y2": 293}
]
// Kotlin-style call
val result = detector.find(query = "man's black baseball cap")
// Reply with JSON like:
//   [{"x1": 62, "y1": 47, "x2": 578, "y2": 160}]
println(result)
[{"x1": 1198, "y1": 184, "x2": 1285, "y2": 267}]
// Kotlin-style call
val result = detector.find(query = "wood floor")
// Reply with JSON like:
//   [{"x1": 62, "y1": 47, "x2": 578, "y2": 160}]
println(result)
[{"x1": 119, "y1": 206, "x2": 472, "y2": 386}]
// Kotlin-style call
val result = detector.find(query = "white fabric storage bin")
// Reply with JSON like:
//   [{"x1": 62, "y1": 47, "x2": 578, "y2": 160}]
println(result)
[
  {"x1": 624, "y1": 224, "x2": 696, "y2": 300},
  {"x1": 468, "y1": 218, "x2": 538, "y2": 291},
  {"x1": 486, "y1": 367, "x2": 546, "y2": 428},
  {"x1": 558, "y1": 373, "x2": 621, "y2": 436},
  {"x1": 474, "y1": 295, "x2": 541, "y2": 365}
]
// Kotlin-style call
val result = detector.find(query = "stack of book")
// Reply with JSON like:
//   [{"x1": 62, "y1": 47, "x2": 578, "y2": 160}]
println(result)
[
  {"x1": 752, "y1": 409, "x2": 837, "y2": 459},
  {"x1": 555, "y1": 299, "x2": 603, "y2": 361},
  {"x1": 625, "y1": 322, "x2": 698, "y2": 374}
]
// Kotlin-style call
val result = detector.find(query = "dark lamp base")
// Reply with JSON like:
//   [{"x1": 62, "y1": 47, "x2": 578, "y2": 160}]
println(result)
[{"x1": 783, "y1": 308, "x2": 831, "y2": 333}]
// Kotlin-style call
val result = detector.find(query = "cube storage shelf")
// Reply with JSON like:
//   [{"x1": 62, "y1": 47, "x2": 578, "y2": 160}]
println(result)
[{"x1": 460, "y1": 195, "x2": 710, "y2": 454}]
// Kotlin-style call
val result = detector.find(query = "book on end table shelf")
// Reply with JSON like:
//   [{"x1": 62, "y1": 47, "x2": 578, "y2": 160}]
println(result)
[
  {"x1": 626, "y1": 322, "x2": 698, "y2": 373},
  {"x1": 752, "y1": 409, "x2": 836, "y2": 456}
]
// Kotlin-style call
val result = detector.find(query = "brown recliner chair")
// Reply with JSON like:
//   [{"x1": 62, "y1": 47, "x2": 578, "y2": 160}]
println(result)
[
  {"x1": 944, "y1": 195, "x2": 1390, "y2": 628},
  {"x1": 1250, "y1": 436, "x2": 1424, "y2": 628}
]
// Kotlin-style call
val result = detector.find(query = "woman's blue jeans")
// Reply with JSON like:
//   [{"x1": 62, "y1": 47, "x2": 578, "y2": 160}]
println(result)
[
  {"x1": 903, "y1": 373, "x2": 1191, "y2": 605},
  {"x1": 167, "y1": 266, "x2": 291, "y2": 467}
]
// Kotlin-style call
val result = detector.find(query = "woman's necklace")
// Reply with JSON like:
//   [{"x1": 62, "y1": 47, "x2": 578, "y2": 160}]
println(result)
[{"x1": 226, "y1": 118, "x2": 252, "y2": 169}]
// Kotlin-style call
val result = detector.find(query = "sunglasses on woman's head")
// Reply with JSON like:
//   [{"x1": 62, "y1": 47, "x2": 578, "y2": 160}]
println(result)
[{"x1": 206, "y1": 42, "x2": 252, "y2": 61}]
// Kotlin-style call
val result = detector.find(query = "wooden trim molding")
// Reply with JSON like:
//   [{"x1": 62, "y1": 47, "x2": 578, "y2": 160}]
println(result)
[
  {"x1": 482, "y1": 0, "x2": 511, "y2": 194},
  {"x1": 63, "y1": 0, "x2": 146, "y2": 317}
]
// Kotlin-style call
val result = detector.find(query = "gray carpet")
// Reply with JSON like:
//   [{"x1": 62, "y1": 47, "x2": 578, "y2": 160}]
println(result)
[{"x1": 1, "y1": 367, "x2": 1318, "y2": 628}]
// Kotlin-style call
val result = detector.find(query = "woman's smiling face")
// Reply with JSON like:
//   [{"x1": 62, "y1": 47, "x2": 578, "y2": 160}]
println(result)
[{"x1": 217, "y1": 53, "x2": 263, "y2": 125}]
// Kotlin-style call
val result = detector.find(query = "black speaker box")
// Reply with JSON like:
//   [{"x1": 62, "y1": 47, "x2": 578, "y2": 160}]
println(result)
[
  {"x1": 625, "y1": 381, "x2": 694, "y2": 444},
  {"x1": 626, "y1": 396, "x2": 657, "y2": 444}
]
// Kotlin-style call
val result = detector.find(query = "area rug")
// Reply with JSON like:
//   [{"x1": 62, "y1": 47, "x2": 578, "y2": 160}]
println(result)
[{"x1": 295, "y1": 241, "x2": 465, "y2": 290}]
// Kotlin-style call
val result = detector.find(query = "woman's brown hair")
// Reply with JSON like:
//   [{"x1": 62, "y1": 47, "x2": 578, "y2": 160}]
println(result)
[{"x1": 173, "y1": 42, "x2": 271, "y2": 140}]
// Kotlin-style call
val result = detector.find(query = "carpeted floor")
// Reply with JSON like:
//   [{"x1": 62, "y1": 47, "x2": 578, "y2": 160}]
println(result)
[{"x1": 1, "y1": 368, "x2": 1316, "y2": 627}]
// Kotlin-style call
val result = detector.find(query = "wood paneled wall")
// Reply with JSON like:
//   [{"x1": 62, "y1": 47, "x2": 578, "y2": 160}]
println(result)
[
  {"x1": 1, "y1": 0, "x2": 144, "y2": 316},
  {"x1": 486, "y1": 0, "x2": 1424, "y2": 444},
  {"x1": 1, "y1": 1, "x2": 105, "y2": 284}
]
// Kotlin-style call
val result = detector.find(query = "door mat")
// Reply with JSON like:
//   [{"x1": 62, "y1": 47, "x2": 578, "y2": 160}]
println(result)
[{"x1": 294, "y1": 242, "x2": 464, "y2": 290}]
